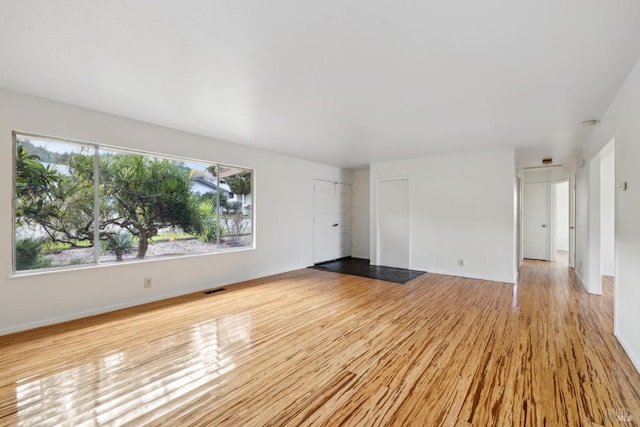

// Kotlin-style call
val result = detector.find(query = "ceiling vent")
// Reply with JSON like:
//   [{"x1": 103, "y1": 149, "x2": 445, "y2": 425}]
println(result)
[
  {"x1": 581, "y1": 119, "x2": 599, "y2": 127},
  {"x1": 523, "y1": 164, "x2": 563, "y2": 170},
  {"x1": 523, "y1": 158, "x2": 563, "y2": 170}
]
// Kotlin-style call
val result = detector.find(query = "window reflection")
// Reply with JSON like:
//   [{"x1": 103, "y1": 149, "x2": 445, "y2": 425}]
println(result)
[{"x1": 14, "y1": 312, "x2": 252, "y2": 426}]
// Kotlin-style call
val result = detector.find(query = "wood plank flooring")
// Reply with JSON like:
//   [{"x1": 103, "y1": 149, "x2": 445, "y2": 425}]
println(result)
[{"x1": 0, "y1": 260, "x2": 639, "y2": 426}]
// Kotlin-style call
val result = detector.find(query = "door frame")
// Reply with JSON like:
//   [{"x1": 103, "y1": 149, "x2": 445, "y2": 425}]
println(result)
[
  {"x1": 569, "y1": 175, "x2": 576, "y2": 269},
  {"x1": 375, "y1": 177, "x2": 411, "y2": 268},
  {"x1": 550, "y1": 179, "x2": 572, "y2": 264},
  {"x1": 521, "y1": 179, "x2": 575, "y2": 265}
]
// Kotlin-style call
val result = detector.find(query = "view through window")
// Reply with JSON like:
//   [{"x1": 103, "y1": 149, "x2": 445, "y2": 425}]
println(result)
[{"x1": 13, "y1": 133, "x2": 253, "y2": 273}]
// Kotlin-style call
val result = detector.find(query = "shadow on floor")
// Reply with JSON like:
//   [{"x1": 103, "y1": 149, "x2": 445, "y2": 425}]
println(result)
[{"x1": 309, "y1": 257, "x2": 425, "y2": 284}]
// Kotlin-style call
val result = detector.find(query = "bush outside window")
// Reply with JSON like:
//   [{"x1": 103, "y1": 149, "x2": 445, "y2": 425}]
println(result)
[{"x1": 13, "y1": 133, "x2": 253, "y2": 273}]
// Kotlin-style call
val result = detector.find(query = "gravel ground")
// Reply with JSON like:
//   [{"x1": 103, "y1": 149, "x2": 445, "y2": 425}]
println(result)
[{"x1": 44, "y1": 238, "x2": 248, "y2": 267}]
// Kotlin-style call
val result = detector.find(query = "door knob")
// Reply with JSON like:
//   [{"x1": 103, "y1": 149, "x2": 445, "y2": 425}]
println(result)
[
  {"x1": 570, "y1": 226, "x2": 575, "y2": 229},
  {"x1": 542, "y1": 224, "x2": 546, "y2": 228}
]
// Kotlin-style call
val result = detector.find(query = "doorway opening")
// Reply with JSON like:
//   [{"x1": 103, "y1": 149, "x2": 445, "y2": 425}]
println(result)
[
  {"x1": 522, "y1": 179, "x2": 574, "y2": 266},
  {"x1": 553, "y1": 181, "x2": 570, "y2": 265},
  {"x1": 599, "y1": 141, "x2": 616, "y2": 329},
  {"x1": 587, "y1": 139, "x2": 615, "y2": 296}
]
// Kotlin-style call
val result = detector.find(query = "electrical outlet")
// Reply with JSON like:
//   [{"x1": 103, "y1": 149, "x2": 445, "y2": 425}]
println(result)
[
  {"x1": 458, "y1": 259, "x2": 464, "y2": 267},
  {"x1": 144, "y1": 277, "x2": 152, "y2": 288}
]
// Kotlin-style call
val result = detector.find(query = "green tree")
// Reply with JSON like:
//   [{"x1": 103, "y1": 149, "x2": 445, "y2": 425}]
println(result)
[
  {"x1": 99, "y1": 153, "x2": 202, "y2": 258},
  {"x1": 223, "y1": 171, "x2": 251, "y2": 198},
  {"x1": 39, "y1": 152, "x2": 96, "y2": 246},
  {"x1": 205, "y1": 167, "x2": 251, "y2": 199},
  {"x1": 15, "y1": 144, "x2": 62, "y2": 225},
  {"x1": 15, "y1": 144, "x2": 62, "y2": 270},
  {"x1": 16, "y1": 147, "x2": 204, "y2": 262}
]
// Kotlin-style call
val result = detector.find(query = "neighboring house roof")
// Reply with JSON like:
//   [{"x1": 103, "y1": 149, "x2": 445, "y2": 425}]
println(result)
[{"x1": 191, "y1": 176, "x2": 232, "y2": 195}]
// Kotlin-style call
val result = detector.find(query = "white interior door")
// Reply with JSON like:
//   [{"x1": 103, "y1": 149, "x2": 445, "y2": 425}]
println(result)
[
  {"x1": 335, "y1": 183, "x2": 351, "y2": 259},
  {"x1": 377, "y1": 178, "x2": 410, "y2": 269},
  {"x1": 314, "y1": 180, "x2": 351, "y2": 263},
  {"x1": 523, "y1": 183, "x2": 551, "y2": 260},
  {"x1": 569, "y1": 176, "x2": 576, "y2": 268}
]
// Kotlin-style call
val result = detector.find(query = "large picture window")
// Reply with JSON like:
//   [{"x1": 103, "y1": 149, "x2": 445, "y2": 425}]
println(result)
[{"x1": 13, "y1": 133, "x2": 253, "y2": 273}]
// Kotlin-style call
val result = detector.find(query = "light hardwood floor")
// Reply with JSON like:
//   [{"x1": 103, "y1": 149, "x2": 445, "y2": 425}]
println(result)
[{"x1": 0, "y1": 261, "x2": 638, "y2": 426}]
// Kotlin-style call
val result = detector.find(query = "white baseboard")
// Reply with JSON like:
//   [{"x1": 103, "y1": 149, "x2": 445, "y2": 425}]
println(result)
[
  {"x1": 575, "y1": 270, "x2": 588, "y2": 292},
  {"x1": 615, "y1": 332, "x2": 640, "y2": 375},
  {"x1": 422, "y1": 268, "x2": 515, "y2": 284},
  {"x1": 0, "y1": 265, "x2": 304, "y2": 336}
]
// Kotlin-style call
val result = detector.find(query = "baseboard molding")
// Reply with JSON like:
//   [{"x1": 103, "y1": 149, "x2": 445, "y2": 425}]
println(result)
[
  {"x1": 422, "y1": 268, "x2": 515, "y2": 284},
  {"x1": 615, "y1": 332, "x2": 640, "y2": 375},
  {"x1": 0, "y1": 265, "x2": 304, "y2": 336},
  {"x1": 575, "y1": 270, "x2": 588, "y2": 292}
]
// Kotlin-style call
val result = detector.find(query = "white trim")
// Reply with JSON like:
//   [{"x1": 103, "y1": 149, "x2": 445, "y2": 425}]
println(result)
[
  {"x1": 551, "y1": 179, "x2": 572, "y2": 264},
  {"x1": 423, "y1": 268, "x2": 515, "y2": 284},
  {"x1": 550, "y1": 183, "x2": 557, "y2": 259},
  {"x1": 615, "y1": 333, "x2": 640, "y2": 375},
  {"x1": 569, "y1": 175, "x2": 576, "y2": 269},
  {"x1": 575, "y1": 270, "x2": 589, "y2": 292},
  {"x1": 0, "y1": 265, "x2": 297, "y2": 336}
]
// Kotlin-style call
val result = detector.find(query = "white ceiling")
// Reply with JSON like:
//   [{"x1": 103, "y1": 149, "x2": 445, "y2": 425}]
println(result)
[{"x1": 1, "y1": 0, "x2": 640, "y2": 169}]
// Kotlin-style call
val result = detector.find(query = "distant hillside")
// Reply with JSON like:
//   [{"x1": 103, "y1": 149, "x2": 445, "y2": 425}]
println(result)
[{"x1": 16, "y1": 138, "x2": 69, "y2": 164}]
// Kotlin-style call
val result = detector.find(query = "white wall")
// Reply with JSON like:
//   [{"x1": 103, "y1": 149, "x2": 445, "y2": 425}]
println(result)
[
  {"x1": 555, "y1": 182, "x2": 569, "y2": 251},
  {"x1": 587, "y1": 154, "x2": 603, "y2": 294},
  {"x1": 0, "y1": 89, "x2": 351, "y2": 335},
  {"x1": 350, "y1": 169, "x2": 370, "y2": 259},
  {"x1": 600, "y1": 150, "x2": 615, "y2": 276},
  {"x1": 370, "y1": 146, "x2": 516, "y2": 283},
  {"x1": 576, "y1": 57, "x2": 640, "y2": 373},
  {"x1": 575, "y1": 161, "x2": 589, "y2": 284}
]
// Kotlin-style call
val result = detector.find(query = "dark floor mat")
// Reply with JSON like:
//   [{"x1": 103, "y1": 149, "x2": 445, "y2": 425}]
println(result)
[{"x1": 310, "y1": 257, "x2": 425, "y2": 284}]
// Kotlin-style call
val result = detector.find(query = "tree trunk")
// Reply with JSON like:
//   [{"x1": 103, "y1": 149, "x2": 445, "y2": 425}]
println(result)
[
  {"x1": 101, "y1": 232, "x2": 124, "y2": 261},
  {"x1": 137, "y1": 234, "x2": 149, "y2": 259}
]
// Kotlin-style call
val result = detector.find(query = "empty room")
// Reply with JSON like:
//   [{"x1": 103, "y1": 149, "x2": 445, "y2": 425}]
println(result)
[{"x1": 1, "y1": 1, "x2": 640, "y2": 426}]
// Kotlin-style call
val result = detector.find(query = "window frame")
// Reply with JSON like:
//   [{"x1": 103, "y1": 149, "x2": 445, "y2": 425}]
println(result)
[{"x1": 12, "y1": 131, "x2": 255, "y2": 276}]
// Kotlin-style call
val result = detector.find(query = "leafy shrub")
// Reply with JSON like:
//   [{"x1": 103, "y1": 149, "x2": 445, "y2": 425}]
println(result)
[
  {"x1": 15, "y1": 238, "x2": 53, "y2": 271},
  {"x1": 223, "y1": 201, "x2": 249, "y2": 245},
  {"x1": 197, "y1": 200, "x2": 223, "y2": 242},
  {"x1": 103, "y1": 231, "x2": 135, "y2": 253},
  {"x1": 198, "y1": 191, "x2": 228, "y2": 209},
  {"x1": 200, "y1": 217, "x2": 224, "y2": 242}
]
